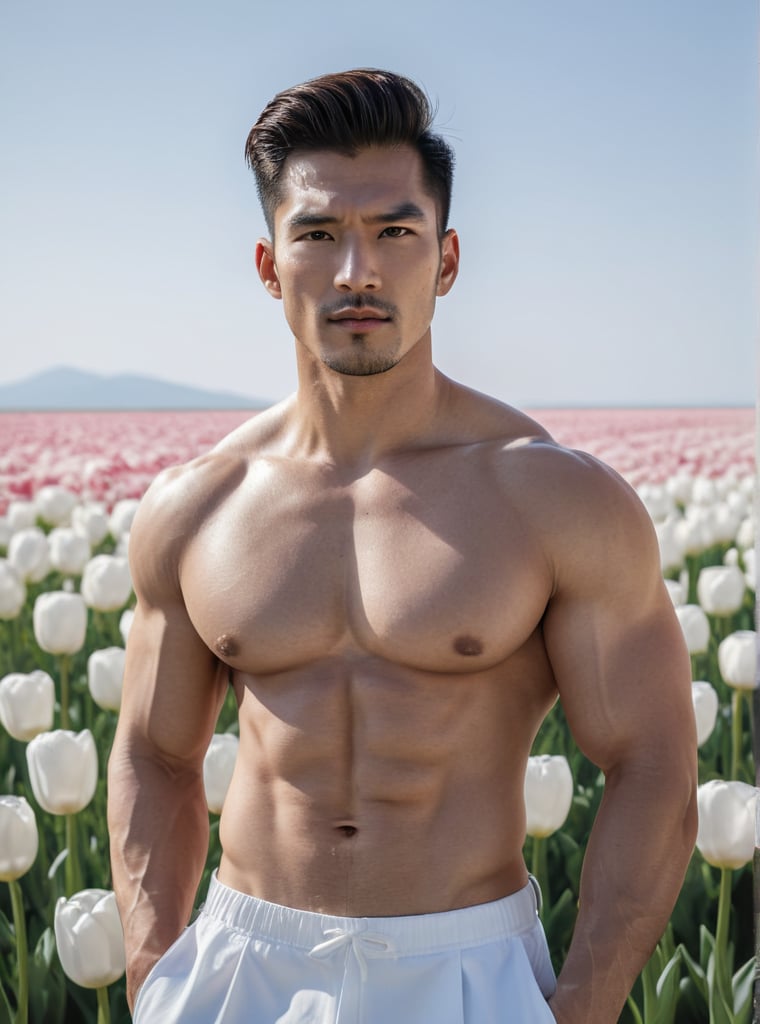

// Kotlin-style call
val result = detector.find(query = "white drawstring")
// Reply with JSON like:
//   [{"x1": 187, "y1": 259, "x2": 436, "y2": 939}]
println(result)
[{"x1": 309, "y1": 929, "x2": 396, "y2": 980}]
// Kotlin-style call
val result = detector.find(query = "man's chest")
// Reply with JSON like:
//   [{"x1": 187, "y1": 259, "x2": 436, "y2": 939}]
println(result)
[{"x1": 180, "y1": 460, "x2": 553, "y2": 675}]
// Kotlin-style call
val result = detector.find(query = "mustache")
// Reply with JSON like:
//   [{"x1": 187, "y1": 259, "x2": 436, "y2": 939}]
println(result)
[{"x1": 320, "y1": 295, "x2": 398, "y2": 319}]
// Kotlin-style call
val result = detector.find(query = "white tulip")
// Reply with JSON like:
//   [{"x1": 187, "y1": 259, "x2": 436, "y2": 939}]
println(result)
[
  {"x1": 109, "y1": 499, "x2": 140, "y2": 541},
  {"x1": 71, "y1": 503, "x2": 110, "y2": 546},
  {"x1": 8, "y1": 528, "x2": 50, "y2": 583},
  {"x1": 674, "y1": 509, "x2": 713, "y2": 556},
  {"x1": 712, "y1": 503, "x2": 741, "y2": 545},
  {"x1": 696, "y1": 565, "x2": 746, "y2": 616},
  {"x1": 48, "y1": 528, "x2": 91, "y2": 576},
  {"x1": 55, "y1": 889, "x2": 126, "y2": 988},
  {"x1": 691, "y1": 477, "x2": 717, "y2": 506},
  {"x1": 6, "y1": 501, "x2": 36, "y2": 532},
  {"x1": 696, "y1": 780, "x2": 758, "y2": 869},
  {"x1": 665, "y1": 472, "x2": 694, "y2": 506},
  {"x1": 675, "y1": 605, "x2": 710, "y2": 655},
  {"x1": 722, "y1": 547, "x2": 739, "y2": 567},
  {"x1": 718, "y1": 631, "x2": 758, "y2": 690},
  {"x1": 35, "y1": 485, "x2": 77, "y2": 527},
  {"x1": 0, "y1": 560, "x2": 26, "y2": 620},
  {"x1": 524, "y1": 754, "x2": 574, "y2": 839},
  {"x1": 81, "y1": 555, "x2": 132, "y2": 611},
  {"x1": 119, "y1": 608, "x2": 135, "y2": 644},
  {"x1": 637, "y1": 485, "x2": 674, "y2": 523},
  {"x1": 726, "y1": 489, "x2": 748, "y2": 518},
  {"x1": 0, "y1": 671, "x2": 55, "y2": 741},
  {"x1": 736, "y1": 515, "x2": 754, "y2": 550},
  {"x1": 663, "y1": 579, "x2": 685, "y2": 607},
  {"x1": 691, "y1": 681, "x2": 719, "y2": 746},
  {"x1": 26, "y1": 730, "x2": 98, "y2": 814},
  {"x1": 203, "y1": 734, "x2": 239, "y2": 814},
  {"x1": 33, "y1": 591, "x2": 87, "y2": 655},
  {"x1": 114, "y1": 532, "x2": 130, "y2": 558},
  {"x1": 87, "y1": 647, "x2": 125, "y2": 711},
  {"x1": 0, "y1": 796, "x2": 39, "y2": 881},
  {"x1": 739, "y1": 474, "x2": 755, "y2": 498},
  {"x1": 743, "y1": 549, "x2": 756, "y2": 592},
  {"x1": 655, "y1": 519, "x2": 684, "y2": 572}
]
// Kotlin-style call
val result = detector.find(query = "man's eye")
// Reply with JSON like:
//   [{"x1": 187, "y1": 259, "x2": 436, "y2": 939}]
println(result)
[
  {"x1": 381, "y1": 226, "x2": 410, "y2": 238},
  {"x1": 303, "y1": 231, "x2": 331, "y2": 241}
]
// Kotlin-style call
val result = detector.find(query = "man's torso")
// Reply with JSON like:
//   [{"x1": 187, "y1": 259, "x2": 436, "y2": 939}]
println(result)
[{"x1": 171, "y1": 400, "x2": 565, "y2": 916}]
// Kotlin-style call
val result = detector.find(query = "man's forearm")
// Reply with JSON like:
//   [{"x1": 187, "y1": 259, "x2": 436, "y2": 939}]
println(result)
[
  {"x1": 548, "y1": 760, "x2": 697, "y2": 1024},
  {"x1": 107, "y1": 747, "x2": 210, "y2": 1010}
]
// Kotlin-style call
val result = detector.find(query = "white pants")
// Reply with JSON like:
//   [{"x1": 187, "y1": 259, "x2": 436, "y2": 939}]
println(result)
[{"x1": 133, "y1": 873, "x2": 557, "y2": 1023}]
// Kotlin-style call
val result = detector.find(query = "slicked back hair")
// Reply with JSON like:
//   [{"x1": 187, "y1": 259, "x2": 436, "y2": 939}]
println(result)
[{"x1": 245, "y1": 69, "x2": 455, "y2": 236}]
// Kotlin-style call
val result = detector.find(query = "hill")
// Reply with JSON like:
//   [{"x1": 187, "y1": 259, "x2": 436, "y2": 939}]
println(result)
[{"x1": 0, "y1": 367, "x2": 266, "y2": 411}]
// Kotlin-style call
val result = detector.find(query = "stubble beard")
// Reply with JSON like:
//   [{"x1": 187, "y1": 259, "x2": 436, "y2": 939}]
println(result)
[{"x1": 321, "y1": 335, "x2": 403, "y2": 377}]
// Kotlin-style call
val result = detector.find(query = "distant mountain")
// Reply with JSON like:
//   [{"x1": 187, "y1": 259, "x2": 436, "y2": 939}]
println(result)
[{"x1": 0, "y1": 367, "x2": 268, "y2": 411}]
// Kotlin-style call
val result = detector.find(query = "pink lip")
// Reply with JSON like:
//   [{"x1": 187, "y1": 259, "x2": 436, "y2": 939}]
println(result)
[
  {"x1": 328, "y1": 310, "x2": 391, "y2": 331},
  {"x1": 328, "y1": 307, "x2": 390, "y2": 321}
]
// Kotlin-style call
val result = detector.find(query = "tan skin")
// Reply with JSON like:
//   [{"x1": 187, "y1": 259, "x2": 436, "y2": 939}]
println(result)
[{"x1": 107, "y1": 145, "x2": 698, "y2": 1023}]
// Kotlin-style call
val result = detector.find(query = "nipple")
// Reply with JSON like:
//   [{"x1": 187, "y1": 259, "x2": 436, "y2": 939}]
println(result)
[
  {"x1": 214, "y1": 634, "x2": 239, "y2": 659},
  {"x1": 453, "y1": 635, "x2": 483, "y2": 657}
]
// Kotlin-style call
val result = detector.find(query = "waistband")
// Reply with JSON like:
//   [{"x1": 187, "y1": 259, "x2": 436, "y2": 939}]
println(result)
[{"x1": 200, "y1": 871, "x2": 541, "y2": 957}]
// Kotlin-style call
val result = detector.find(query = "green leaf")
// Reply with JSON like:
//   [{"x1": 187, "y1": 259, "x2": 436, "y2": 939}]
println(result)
[
  {"x1": 731, "y1": 956, "x2": 755, "y2": 1023},
  {"x1": 708, "y1": 974, "x2": 736, "y2": 1024},
  {"x1": 625, "y1": 992, "x2": 645, "y2": 1024},
  {"x1": 28, "y1": 928, "x2": 67, "y2": 1024},
  {"x1": 642, "y1": 945, "x2": 682, "y2": 1024},
  {"x1": 0, "y1": 983, "x2": 12, "y2": 1024},
  {"x1": 678, "y1": 943, "x2": 708, "y2": 1005}
]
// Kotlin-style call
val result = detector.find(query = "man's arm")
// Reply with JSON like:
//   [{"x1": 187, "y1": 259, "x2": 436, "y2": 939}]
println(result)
[
  {"x1": 107, "y1": 471, "x2": 229, "y2": 1010},
  {"x1": 539, "y1": 452, "x2": 698, "y2": 1024}
]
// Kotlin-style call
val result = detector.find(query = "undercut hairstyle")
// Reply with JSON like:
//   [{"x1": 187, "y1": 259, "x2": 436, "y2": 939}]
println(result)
[{"x1": 245, "y1": 68, "x2": 455, "y2": 236}]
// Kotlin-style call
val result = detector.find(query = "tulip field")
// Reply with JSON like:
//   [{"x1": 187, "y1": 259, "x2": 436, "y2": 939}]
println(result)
[{"x1": 0, "y1": 406, "x2": 756, "y2": 1023}]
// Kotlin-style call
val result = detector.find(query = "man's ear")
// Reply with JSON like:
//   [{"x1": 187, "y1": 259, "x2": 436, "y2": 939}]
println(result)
[
  {"x1": 255, "y1": 238, "x2": 282, "y2": 299},
  {"x1": 436, "y1": 228, "x2": 460, "y2": 297}
]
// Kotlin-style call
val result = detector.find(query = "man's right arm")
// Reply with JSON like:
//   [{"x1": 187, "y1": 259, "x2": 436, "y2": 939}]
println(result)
[{"x1": 107, "y1": 471, "x2": 229, "y2": 1010}]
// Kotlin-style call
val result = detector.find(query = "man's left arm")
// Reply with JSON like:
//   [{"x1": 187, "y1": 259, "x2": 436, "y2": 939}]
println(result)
[{"x1": 540, "y1": 454, "x2": 698, "y2": 1024}]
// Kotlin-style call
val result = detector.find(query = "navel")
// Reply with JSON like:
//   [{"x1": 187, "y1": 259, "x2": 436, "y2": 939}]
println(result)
[
  {"x1": 214, "y1": 633, "x2": 239, "y2": 659},
  {"x1": 335, "y1": 825, "x2": 358, "y2": 838},
  {"x1": 453, "y1": 635, "x2": 483, "y2": 657}
]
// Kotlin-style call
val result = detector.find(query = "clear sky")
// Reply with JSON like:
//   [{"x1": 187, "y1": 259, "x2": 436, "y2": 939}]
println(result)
[{"x1": 1, "y1": 1, "x2": 757, "y2": 407}]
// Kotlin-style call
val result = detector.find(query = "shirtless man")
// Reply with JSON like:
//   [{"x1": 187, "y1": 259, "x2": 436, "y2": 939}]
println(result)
[{"x1": 107, "y1": 69, "x2": 698, "y2": 1024}]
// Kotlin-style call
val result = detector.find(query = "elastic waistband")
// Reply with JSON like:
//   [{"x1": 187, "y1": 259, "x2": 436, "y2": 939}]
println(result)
[{"x1": 200, "y1": 872, "x2": 541, "y2": 956}]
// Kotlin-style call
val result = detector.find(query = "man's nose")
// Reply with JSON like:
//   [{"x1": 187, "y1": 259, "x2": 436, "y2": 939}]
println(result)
[{"x1": 333, "y1": 239, "x2": 381, "y2": 291}]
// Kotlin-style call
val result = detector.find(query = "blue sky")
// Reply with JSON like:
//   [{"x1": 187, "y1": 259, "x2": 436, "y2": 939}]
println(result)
[{"x1": 1, "y1": 1, "x2": 757, "y2": 407}]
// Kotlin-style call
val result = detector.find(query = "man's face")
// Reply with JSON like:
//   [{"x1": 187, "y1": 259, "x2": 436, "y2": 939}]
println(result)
[{"x1": 256, "y1": 145, "x2": 459, "y2": 377}]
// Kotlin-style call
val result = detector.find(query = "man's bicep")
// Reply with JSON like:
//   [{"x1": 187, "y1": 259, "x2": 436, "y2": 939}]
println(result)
[
  {"x1": 543, "y1": 588, "x2": 693, "y2": 770},
  {"x1": 118, "y1": 596, "x2": 227, "y2": 768},
  {"x1": 540, "y1": 483, "x2": 694, "y2": 774}
]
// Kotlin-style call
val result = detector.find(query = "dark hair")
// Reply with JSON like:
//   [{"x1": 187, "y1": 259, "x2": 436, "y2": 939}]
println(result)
[{"x1": 245, "y1": 68, "x2": 455, "y2": 235}]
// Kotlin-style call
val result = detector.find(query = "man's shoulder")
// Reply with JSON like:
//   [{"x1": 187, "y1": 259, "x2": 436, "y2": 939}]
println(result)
[
  {"x1": 130, "y1": 402, "x2": 289, "y2": 559},
  {"x1": 451, "y1": 388, "x2": 656, "y2": 556}
]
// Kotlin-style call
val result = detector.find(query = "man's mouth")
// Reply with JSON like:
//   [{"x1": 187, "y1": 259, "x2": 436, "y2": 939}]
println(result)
[{"x1": 328, "y1": 308, "x2": 391, "y2": 323}]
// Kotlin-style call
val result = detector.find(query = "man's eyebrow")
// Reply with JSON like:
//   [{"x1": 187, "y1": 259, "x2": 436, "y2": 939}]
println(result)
[
  {"x1": 285, "y1": 202, "x2": 428, "y2": 231},
  {"x1": 286, "y1": 213, "x2": 340, "y2": 230},
  {"x1": 368, "y1": 202, "x2": 427, "y2": 224}
]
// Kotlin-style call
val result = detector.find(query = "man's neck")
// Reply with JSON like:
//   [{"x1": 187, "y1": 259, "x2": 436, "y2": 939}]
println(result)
[{"x1": 285, "y1": 335, "x2": 449, "y2": 469}]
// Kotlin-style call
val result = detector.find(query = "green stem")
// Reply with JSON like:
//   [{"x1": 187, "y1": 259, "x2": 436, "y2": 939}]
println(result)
[
  {"x1": 530, "y1": 836, "x2": 548, "y2": 920},
  {"x1": 96, "y1": 985, "x2": 110, "y2": 1024},
  {"x1": 714, "y1": 866, "x2": 733, "y2": 1002},
  {"x1": 64, "y1": 814, "x2": 82, "y2": 896},
  {"x1": 731, "y1": 688, "x2": 743, "y2": 781},
  {"x1": 8, "y1": 880, "x2": 28, "y2": 1024},
  {"x1": 59, "y1": 654, "x2": 70, "y2": 730}
]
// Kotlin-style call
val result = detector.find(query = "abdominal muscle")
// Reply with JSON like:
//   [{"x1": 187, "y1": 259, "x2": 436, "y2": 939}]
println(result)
[{"x1": 215, "y1": 643, "x2": 556, "y2": 917}]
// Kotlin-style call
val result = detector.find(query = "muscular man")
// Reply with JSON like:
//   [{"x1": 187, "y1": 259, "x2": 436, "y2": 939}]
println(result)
[{"x1": 107, "y1": 69, "x2": 698, "y2": 1024}]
